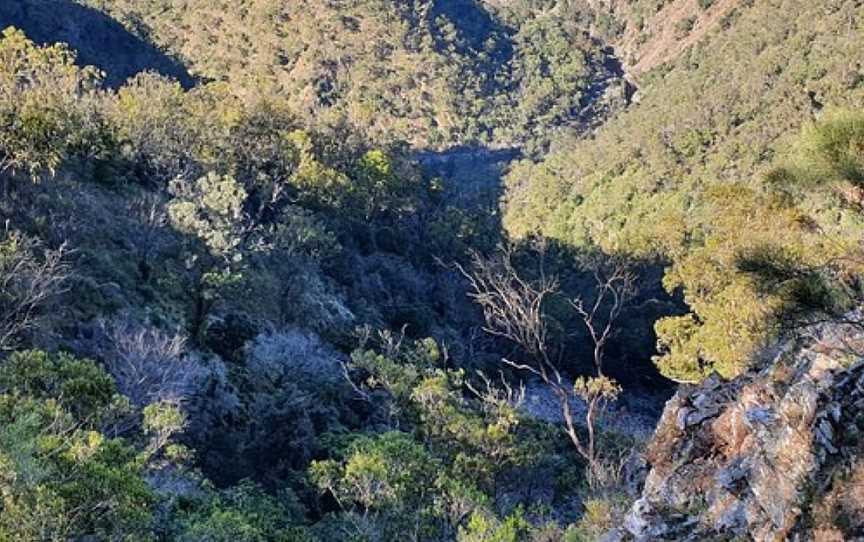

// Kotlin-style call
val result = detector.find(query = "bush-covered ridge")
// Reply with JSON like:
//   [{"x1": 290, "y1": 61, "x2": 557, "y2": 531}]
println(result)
[
  {"x1": 0, "y1": 25, "x2": 643, "y2": 540},
  {"x1": 504, "y1": 0, "x2": 864, "y2": 382},
  {"x1": 66, "y1": 0, "x2": 625, "y2": 151}
]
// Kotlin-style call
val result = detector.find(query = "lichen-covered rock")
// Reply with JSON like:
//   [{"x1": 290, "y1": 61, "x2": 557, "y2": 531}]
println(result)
[{"x1": 619, "y1": 319, "x2": 864, "y2": 541}]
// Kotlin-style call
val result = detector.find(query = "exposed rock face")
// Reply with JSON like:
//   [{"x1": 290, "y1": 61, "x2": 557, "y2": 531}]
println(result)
[
  {"x1": 586, "y1": 0, "x2": 745, "y2": 76},
  {"x1": 616, "y1": 320, "x2": 864, "y2": 541}
]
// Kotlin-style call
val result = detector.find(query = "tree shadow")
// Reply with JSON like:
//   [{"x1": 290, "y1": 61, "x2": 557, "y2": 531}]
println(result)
[
  {"x1": 412, "y1": 145, "x2": 681, "y2": 399},
  {"x1": 0, "y1": 0, "x2": 193, "y2": 88}
]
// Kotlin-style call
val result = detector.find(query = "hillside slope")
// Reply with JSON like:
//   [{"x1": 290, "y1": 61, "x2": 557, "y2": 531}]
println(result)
[
  {"x1": 72, "y1": 0, "x2": 625, "y2": 150},
  {"x1": 586, "y1": 0, "x2": 746, "y2": 76},
  {"x1": 504, "y1": 0, "x2": 864, "y2": 381},
  {"x1": 0, "y1": 2, "x2": 863, "y2": 540},
  {"x1": 0, "y1": 0, "x2": 192, "y2": 87},
  {"x1": 506, "y1": 0, "x2": 864, "y2": 243}
]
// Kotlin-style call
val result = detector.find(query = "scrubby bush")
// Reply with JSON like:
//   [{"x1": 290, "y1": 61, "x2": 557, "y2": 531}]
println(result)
[
  {"x1": 172, "y1": 481, "x2": 312, "y2": 542},
  {"x1": 107, "y1": 72, "x2": 199, "y2": 185},
  {"x1": 246, "y1": 328, "x2": 343, "y2": 387},
  {"x1": 0, "y1": 350, "x2": 154, "y2": 540},
  {"x1": 100, "y1": 316, "x2": 208, "y2": 408},
  {"x1": 0, "y1": 230, "x2": 69, "y2": 351},
  {"x1": 0, "y1": 27, "x2": 103, "y2": 182}
]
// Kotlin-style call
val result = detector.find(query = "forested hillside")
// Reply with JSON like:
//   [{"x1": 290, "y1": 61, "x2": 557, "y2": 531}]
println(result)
[
  {"x1": 505, "y1": 0, "x2": 864, "y2": 382},
  {"x1": 0, "y1": 0, "x2": 863, "y2": 540},
  {"x1": 75, "y1": 0, "x2": 627, "y2": 150},
  {"x1": 0, "y1": 0, "x2": 193, "y2": 86}
]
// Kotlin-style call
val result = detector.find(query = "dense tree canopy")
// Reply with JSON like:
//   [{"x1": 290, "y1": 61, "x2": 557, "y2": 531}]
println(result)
[
  {"x1": 76, "y1": 0, "x2": 616, "y2": 150},
  {"x1": 504, "y1": 0, "x2": 864, "y2": 381}
]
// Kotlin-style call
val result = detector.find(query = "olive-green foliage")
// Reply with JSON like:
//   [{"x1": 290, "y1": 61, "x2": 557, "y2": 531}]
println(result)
[
  {"x1": 504, "y1": 0, "x2": 864, "y2": 381},
  {"x1": 142, "y1": 400, "x2": 189, "y2": 461},
  {"x1": 351, "y1": 337, "x2": 538, "y2": 490},
  {"x1": 495, "y1": 14, "x2": 593, "y2": 144},
  {"x1": 0, "y1": 350, "x2": 154, "y2": 541},
  {"x1": 0, "y1": 349, "x2": 120, "y2": 422},
  {"x1": 0, "y1": 27, "x2": 102, "y2": 181},
  {"x1": 573, "y1": 376, "x2": 621, "y2": 406},
  {"x1": 108, "y1": 72, "x2": 203, "y2": 184},
  {"x1": 78, "y1": 0, "x2": 609, "y2": 150},
  {"x1": 563, "y1": 494, "x2": 630, "y2": 542},
  {"x1": 308, "y1": 337, "x2": 565, "y2": 539},
  {"x1": 652, "y1": 111, "x2": 864, "y2": 382},
  {"x1": 166, "y1": 171, "x2": 249, "y2": 337},
  {"x1": 0, "y1": 19, "x2": 622, "y2": 542},
  {"x1": 458, "y1": 506, "x2": 568, "y2": 542},
  {"x1": 457, "y1": 508, "x2": 532, "y2": 542},
  {"x1": 0, "y1": 23, "x2": 492, "y2": 343},
  {"x1": 311, "y1": 430, "x2": 454, "y2": 541},
  {"x1": 173, "y1": 481, "x2": 313, "y2": 542},
  {"x1": 169, "y1": 172, "x2": 248, "y2": 260},
  {"x1": 11, "y1": 3, "x2": 859, "y2": 536},
  {"x1": 794, "y1": 109, "x2": 864, "y2": 188},
  {"x1": 310, "y1": 431, "x2": 435, "y2": 515}
]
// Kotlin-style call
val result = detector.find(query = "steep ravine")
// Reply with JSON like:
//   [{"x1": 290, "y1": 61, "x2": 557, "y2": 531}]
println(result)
[
  {"x1": 414, "y1": 41, "x2": 662, "y2": 444},
  {"x1": 415, "y1": 44, "x2": 637, "y2": 211}
]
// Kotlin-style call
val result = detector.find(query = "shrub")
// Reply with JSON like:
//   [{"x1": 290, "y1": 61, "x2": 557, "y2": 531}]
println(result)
[
  {"x1": 0, "y1": 350, "x2": 154, "y2": 540},
  {"x1": 108, "y1": 72, "x2": 198, "y2": 185},
  {"x1": 0, "y1": 27, "x2": 103, "y2": 181},
  {"x1": 245, "y1": 328, "x2": 343, "y2": 388},
  {"x1": 100, "y1": 316, "x2": 208, "y2": 408},
  {"x1": 173, "y1": 481, "x2": 312, "y2": 542},
  {"x1": 0, "y1": 230, "x2": 69, "y2": 351}
]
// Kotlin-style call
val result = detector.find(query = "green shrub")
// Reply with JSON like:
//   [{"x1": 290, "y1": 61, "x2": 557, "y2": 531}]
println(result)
[
  {"x1": 0, "y1": 27, "x2": 103, "y2": 181},
  {"x1": 0, "y1": 350, "x2": 153, "y2": 540}
]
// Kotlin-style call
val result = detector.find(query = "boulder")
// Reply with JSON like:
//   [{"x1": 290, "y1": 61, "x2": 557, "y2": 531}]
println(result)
[{"x1": 618, "y1": 319, "x2": 864, "y2": 541}]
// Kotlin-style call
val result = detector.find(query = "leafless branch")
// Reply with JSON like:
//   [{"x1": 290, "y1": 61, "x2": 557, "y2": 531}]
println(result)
[
  {"x1": 458, "y1": 245, "x2": 635, "y2": 485},
  {"x1": 0, "y1": 231, "x2": 71, "y2": 350},
  {"x1": 570, "y1": 254, "x2": 638, "y2": 376},
  {"x1": 99, "y1": 316, "x2": 208, "y2": 409},
  {"x1": 454, "y1": 246, "x2": 561, "y2": 380}
]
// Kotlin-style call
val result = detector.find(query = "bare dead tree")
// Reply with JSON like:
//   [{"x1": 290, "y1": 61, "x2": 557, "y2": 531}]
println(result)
[
  {"x1": 570, "y1": 254, "x2": 638, "y2": 377},
  {"x1": 100, "y1": 316, "x2": 208, "y2": 409},
  {"x1": 129, "y1": 193, "x2": 169, "y2": 283},
  {"x1": 457, "y1": 245, "x2": 559, "y2": 362},
  {"x1": 456, "y1": 246, "x2": 591, "y2": 463},
  {"x1": 0, "y1": 230, "x2": 70, "y2": 351},
  {"x1": 456, "y1": 245, "x2": 636, "y2": 486}
]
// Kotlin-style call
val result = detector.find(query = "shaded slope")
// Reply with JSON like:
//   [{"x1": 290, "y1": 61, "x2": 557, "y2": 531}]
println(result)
[
  {"x1": 503, "y1": 0, "x2": 864, "y2": 382},
  {"x1": 0, "y1": 0, "x2": 192, "y2": 87},
  {"x1": 504, "y1": 0, "x2": 864, "y2": 249}
]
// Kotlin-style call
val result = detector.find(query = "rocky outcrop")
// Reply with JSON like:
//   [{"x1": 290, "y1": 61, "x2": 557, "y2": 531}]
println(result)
[{"x1": 613, "y1": 319, "x2": 864, "y2": 541}]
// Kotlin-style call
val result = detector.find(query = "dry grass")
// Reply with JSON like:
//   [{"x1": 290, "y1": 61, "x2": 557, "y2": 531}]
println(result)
[{"x1": 617, "y1": 0, "x2": 743, "y2": 75}]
